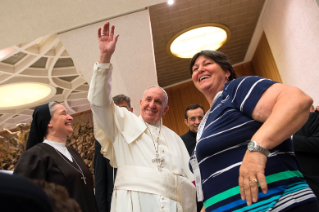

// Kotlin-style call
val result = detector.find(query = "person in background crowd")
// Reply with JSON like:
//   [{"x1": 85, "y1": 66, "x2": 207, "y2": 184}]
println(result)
[
  {"x1": 32, "y1": 180, "x2": 82, "y2": 212},
  {"x1": 181, "y1": 104, "x2": 205, "y2": 156},
  {"x1": 0, "y1": 172, "x2": 53, "y2": 212},
  {"x1": 181, "y1": 103, "x2": 205, "y2": 212},
  {"x1": 293, "y1": 111, "x2": 319, "y2": 202}
]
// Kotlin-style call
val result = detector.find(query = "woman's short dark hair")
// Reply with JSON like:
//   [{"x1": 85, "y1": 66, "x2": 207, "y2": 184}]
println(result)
[{"x1": 189, "y1": 50, "x2": 237, "y2": 81}]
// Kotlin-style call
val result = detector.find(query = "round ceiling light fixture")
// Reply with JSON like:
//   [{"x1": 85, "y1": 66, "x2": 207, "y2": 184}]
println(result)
[
  {"x1": 0, "y1": 83, "x2": 56, "y2": 110},
  {"x1": 167, "y1": 23, "x2": 231, "y2": 59},
  {"x1": 167, "y1": 0, "x2": 174, "y2": 5}
]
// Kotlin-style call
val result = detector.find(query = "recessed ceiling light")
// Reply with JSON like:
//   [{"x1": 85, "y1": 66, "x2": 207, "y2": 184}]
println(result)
[
  {"x1": 0, "y1": 47, "x2": 16, "y2": 60},
  {"x1": 167, "y1": 23, "x2": 231, "y2": 58},
  {"x1": 167, "y1": 0, "x2": 174, "y2": 5},
  {"x1": 0, "y1": 83, "x2": 56, "y2": 109}
]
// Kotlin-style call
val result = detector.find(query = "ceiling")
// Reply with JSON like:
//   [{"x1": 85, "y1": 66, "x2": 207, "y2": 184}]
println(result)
[
  {"x1": 0, "y1": 0, "x2": 265, "y2": 130},
  {"x1": 0, "y1": 35, "x2": 89, "y2": 129},
  {"x1": 150, "y1": 0, "x2": 265, "y2": 87}
]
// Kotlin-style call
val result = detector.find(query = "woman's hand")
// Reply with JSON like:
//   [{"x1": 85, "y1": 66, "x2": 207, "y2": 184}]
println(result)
[
  {"x1": 238, "y1": 150, "x2": 268, "y2": 206},
  {"x1": 97, "y1": 22, "x2": 119, "y2": 63},
  {"x1": 200, "y1": 206, "x2": 205, "y2": 212}
]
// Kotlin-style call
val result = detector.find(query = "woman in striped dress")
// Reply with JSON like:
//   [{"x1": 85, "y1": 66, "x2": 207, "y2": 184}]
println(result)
[{"x1": 189, "y1": 50, "x2": 319, "y2": 211}]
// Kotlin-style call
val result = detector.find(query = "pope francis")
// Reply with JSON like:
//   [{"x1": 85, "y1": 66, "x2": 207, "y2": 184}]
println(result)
[{"x1": 88, "y1": 22, "x2": 196, "y2": 212}]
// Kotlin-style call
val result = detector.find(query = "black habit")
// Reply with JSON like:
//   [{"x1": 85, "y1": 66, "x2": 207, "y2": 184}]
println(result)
[
  {"x1": 294, "y1": 112, "x2": 319, "y2": 199},
  {"x1": 14, "y1": 143, "x2": 98, "y2": 212}
]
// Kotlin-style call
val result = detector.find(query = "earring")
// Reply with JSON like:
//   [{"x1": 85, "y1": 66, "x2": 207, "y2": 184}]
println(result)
[{"x1": 225, "y1": 76, "x2": 229, "y2": 81}]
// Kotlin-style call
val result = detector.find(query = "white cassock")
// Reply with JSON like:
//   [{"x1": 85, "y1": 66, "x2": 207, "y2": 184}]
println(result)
[{"x1": 88, "y1": 63, "x2": 196, "y2": 212}]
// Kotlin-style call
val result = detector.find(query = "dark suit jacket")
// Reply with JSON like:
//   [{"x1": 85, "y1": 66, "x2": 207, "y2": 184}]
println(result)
[
  {"x1": 181, "y1": 130, "x2": 197, "y2": 156},
  {"x1": 294, "y1": 112, "x2": 319, "y2": 198},
  {"x1": 94, "y1": 140, "x2": 117, "y2": 212}
]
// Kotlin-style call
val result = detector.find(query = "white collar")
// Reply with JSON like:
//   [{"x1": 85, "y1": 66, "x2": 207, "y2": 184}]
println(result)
[
  {"x1": 139, "y1": 115, "x2": 161, "y2": 127},
  {"x1": 43, "y1": 139, "x2": 66, "y2": 148}
]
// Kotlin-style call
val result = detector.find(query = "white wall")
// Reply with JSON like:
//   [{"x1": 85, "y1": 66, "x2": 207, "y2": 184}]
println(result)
[
  {"x1": 58, "y1": 10, "x2": 158, "y2": 115},
  {"x1": 262, "y1": 0, "x2": 319, "y2": 106},
  {"x1": 0, "y1": 0, "x2": 166, "y2": 50}
]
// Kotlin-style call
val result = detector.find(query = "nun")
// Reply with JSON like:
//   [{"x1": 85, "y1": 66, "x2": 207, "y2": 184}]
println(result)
[{"x1": 14, "y1": 101, "x2": 98, "y2": 212}]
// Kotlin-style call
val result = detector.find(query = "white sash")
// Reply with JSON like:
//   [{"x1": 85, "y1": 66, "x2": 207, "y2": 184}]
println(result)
[{"x1": 114, "y1": 166, "x2": 196, "y2": 212}]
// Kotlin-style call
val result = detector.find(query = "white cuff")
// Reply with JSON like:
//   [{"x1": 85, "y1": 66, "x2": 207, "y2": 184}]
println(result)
[{"x1": 96, "y1": 62, "x2": 111, "y2": 69}]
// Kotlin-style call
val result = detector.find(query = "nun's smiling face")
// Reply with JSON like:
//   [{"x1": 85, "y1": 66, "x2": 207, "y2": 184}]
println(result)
[{"x1": 48, "y1": 104, "x2": 73, "y2": 137}]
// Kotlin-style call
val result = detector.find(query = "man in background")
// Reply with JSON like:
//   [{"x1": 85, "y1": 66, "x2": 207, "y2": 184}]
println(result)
[
  {"x1": 293, "y1": 111, "x2": 319, "y2": 201},
  {"x1": 180, "y1": 104, "x2": 205, "y2": 212},
  {"x1": 94, "y1": 94, "x2": 132, "y2": 212},
  {"x1": 181, "y1": 104, "x2": 205, "y2": 156}
]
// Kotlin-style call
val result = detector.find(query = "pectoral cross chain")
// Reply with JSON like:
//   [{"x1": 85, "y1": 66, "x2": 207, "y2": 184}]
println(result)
[{"x1": 152, "y1": 153, "x2": 165, "y2": 171}]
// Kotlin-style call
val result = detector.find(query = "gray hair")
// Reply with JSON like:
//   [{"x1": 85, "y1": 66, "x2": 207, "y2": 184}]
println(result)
[
  {"x1": 143, "y1": 86, "x2": 168, "y2": 105},
  {"x1": 112, "y1": 94, "x2": 131, "y2": 108},
  {"x1": 48, "y1": 101, "x2": 60, "y2": 117}
]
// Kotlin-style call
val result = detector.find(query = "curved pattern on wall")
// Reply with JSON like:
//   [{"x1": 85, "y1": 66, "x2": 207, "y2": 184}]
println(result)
[{"x1": 0, "y1": 34, "x2": 90, "y2": 130}]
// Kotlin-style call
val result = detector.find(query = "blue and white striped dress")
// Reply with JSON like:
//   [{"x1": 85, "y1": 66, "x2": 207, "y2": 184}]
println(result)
[{"x1": 194, "y1": 76, "x2": 317, "y2": 212}]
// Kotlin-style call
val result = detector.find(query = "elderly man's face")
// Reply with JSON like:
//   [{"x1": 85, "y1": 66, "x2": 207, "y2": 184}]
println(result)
[{"x1": 140, "y1": 87, "x2": 169, "y2": 124}]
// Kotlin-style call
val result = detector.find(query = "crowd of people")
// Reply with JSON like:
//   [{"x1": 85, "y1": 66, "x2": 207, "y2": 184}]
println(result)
[{"x1": 1, "y1": 22, "x2": 318, "y2": 212}]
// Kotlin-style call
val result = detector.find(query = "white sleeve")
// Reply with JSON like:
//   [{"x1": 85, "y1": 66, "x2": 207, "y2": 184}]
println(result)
[{"x1": 88, "y1": 62, "x2": 115, "y2": 143}]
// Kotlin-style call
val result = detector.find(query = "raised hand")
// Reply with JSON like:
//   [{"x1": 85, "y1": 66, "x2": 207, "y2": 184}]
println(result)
[{"x1": 97, "y1": 22, "x2": 120, "y2": 63}]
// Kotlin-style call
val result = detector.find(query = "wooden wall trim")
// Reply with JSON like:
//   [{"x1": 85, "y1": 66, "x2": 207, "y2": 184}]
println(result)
[{"x1": 252, "y1": 32, "x2": 282, "y2": 82}]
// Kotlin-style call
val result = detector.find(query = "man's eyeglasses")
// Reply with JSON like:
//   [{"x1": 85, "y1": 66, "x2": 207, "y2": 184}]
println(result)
[{"x1": 189, "y1": 117, "x2": 203, "y2": 122}]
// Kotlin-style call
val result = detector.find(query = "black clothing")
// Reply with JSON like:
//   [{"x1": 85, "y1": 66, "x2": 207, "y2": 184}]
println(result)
[
  {"x1": 26, "y1": 103, "x2": 51, "y2": 150},
  {"x1": 94, "y1": 140, "x2": 117, "y2": 212},
  {"x1": 181, "y1": 130, "x2": 197, "y2": 156},
  {"x1": 14, "y1": 143, "x2": 98, "y2": 212},
  {"x1": 294, "y1": 112, "x2": 319, "y2": 199},
  {"x1": 289, "y1": 200, "x2": 319, "y2": 212},
  {"x1": 0, "y1": 172, "x2": 53, "y2": 212},
  {"x1": 180, "y1": 130, "x2": 203, "y2": 212}
]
